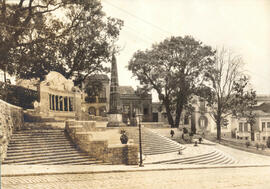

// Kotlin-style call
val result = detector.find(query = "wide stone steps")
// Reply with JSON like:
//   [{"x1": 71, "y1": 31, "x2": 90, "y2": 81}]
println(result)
[
  {"x1": 9, "y1": 139, "x2": 74, "y2": 146},
  {"x1": 127, "y1": 128, "x2": 185, "y2": 155},
  {"x1": 3, "y1": 128, "x2": 102, "y2": 165},
  {"x1": 4, "y1": 150, "x2": 90, "y2": 161},
  {"x1": 6, "y1": 143, "x2": 78, "y2": 151},
  {"x1": 6, "y1": 148, "x2": 81, "y2": 157},
  {"x1": 150, "y1": 150, "x2": 236, "y2": 165},
  {"x1": 3, "y1": 153, "x2": 97, "y2": 164},
  {"x1": 6, "y1": 145, "x2": 78, "y2": 154}
]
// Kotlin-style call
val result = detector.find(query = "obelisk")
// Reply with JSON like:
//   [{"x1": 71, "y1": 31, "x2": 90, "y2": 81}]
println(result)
[{"x1": 107, "y1": 53, "x2": 124, "y2": 127}]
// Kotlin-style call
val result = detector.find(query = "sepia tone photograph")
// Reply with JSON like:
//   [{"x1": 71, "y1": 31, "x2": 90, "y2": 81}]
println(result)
[{"x1": 0, "y1": 0, "x2": 270, "y2": 188}]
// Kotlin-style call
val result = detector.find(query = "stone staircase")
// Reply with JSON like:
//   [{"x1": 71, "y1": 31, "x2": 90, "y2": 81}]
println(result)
[
  {"x1": 127, "y1": 128, "x2": 237, "y2": 165},
  {"x1": 3, "y1": 128, "x2": 103, "y2": 165},
  {"x1": 150, "y1": 149, "x2": 237, "y2": 165},
  {"x1": 126, "y1": 128, "x2": 186, "y2": 155}
]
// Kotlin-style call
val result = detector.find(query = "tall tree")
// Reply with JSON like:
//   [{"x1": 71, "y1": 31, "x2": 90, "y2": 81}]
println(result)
[
  {"x1": 128, "y1": 36, "x2": 215, "y2": 128},
  {"x1": 203, "y1": 48, "x2": 256, "y2": 140},
  {"x1": 233, "y1": 78, "x2": 257, "y2": 141},
  {"x1": 0, "y1": 0, "x2": 123, "y2": 82}
]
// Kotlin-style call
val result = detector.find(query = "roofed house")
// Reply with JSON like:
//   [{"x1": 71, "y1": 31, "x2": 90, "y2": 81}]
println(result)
[
  {"x1": 81, "y1": 76, "x2": 152, "y2": 124},
  {"x1": 81, "y1": 74, "x2": 110, "y2": 117},
  {"x1": 236, "y1": 96, "x2": 270, "y2": 143},
  {"x1": 119, "y1": 86, "x2": 152, "y2": 125}
]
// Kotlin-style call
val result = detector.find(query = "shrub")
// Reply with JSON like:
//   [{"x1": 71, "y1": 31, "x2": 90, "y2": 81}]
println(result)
[
  {"x1": 183, "y1": 127, "x2": 188, "y2": 134},
  {"x1": 120, "y1": 129, "x2": 126, "y2": 134},
  {"x1": 0, "y1": 82, "x2": 38, "y2": 109}
]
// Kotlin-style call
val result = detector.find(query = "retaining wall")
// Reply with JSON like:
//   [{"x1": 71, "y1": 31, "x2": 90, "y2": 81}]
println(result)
[
  {"x1": 0, "y1": 99, "x2": 24, "y2": 161},
  {"x1": 65, "y1": 120, "x2": 138, "y2": 165}
]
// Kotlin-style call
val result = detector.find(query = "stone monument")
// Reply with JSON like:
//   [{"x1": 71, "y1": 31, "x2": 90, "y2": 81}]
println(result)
[
  {"x1": 107, "y1": 53, "x2": 125, "y2": 127},
  {"x1": 37, "y1": 71, "x2": 81, "y2": 120}
]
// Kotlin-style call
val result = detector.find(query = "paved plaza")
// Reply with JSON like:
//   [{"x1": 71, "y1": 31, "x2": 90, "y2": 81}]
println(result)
[
  {"x1": 2, "y1": 167, "x2": 270, "y2": 189},
  {"x1": 2, "y1": 139, "x2": 270, "y2": 189}
]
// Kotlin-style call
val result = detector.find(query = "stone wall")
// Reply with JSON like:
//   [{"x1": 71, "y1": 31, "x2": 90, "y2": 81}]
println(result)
[
  {"x1": 65, "y1": 120, "x2": 138, "y2": 165},
  {"x1": 0, "y1": 99, "x2": 24, "y2": 161},
  {"x1": 142, "y1": 122, "x2": 170, "y2": 128}
]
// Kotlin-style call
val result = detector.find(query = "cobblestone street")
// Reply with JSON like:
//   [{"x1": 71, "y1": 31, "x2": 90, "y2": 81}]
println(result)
[{"x1": 2, "y1": 167, "x2": 270, "y2": 189}]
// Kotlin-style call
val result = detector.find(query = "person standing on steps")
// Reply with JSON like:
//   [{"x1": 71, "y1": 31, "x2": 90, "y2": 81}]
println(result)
[{"x1": 170, "y1": 129, "x2": 175, "y2": 138}]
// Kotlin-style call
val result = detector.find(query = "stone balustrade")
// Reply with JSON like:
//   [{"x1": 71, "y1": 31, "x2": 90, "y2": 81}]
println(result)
[
  {"x1": 65, "y1": 120, "x2": 138, "y2": 165},
  {"x1": 142, "y1": 122, "x2": 170, "y2": 128},
  {"x1": 0, "y1": 99, "x2": 24, "y2": 161}
]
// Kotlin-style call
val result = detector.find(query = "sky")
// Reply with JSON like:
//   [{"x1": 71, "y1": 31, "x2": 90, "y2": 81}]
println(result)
[{"x1": 101, "y1": 0, "x2": 270, "y2": 101}]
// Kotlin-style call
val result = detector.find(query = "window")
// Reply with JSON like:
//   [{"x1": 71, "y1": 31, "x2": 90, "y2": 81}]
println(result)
[
  {"x1": 200, "y1": 119, "x2": 205, "y2": 128},
  {"x1": 199, "y1": 100, "x2": 206, "y2": 112},
  {"x1": 143, "y1": 108, "x2": 148, "y2": 115},
  {"x1": 239, "y1": 123, "x2": 243, "y2": 132},
  {"x1": 88, "y1": 107, "x2": 96, "y2": 116},
  {"x1": 245, "y1": 137, "x2": 248, "y2": 140},
  {"x1": 55, "y1": 95, "x2": 59, "y2": 111},
  {"x1": 263, "y1": 137, "x2": 266, "y2": 140},
  {"x1": 64, "y1": 97, "x2": 68, "y2": 111},
  {"x1": 262, "y1": 122, "x2": 266, "y2": 131},
  {"x1": 244, "y1": 123, "x2": 248, "y2": 132},
  {"x1": 267, "y1": 122, "x2": 270, "y2": 128},
  {"x1": 123, "y1": 105, "x2": 130, "y2": 114}
]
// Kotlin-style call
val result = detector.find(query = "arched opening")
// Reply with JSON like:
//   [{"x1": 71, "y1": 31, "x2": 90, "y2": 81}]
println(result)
[{"x1": 88, "y1": 107, "x2": 96, "y2": 116}]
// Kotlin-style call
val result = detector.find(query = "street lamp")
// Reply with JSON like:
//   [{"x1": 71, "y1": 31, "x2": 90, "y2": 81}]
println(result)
[{"x1": 136, "y1": 108, "x2": 144, "y2": 167}]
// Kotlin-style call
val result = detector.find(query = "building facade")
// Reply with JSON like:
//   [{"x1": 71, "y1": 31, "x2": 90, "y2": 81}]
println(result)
[
  {"x1": 81, "y1": 76, "x2": 152, "y2": 124},
  {"x1": 236, "y1": 96, "x2": 270, "y2": 143}
]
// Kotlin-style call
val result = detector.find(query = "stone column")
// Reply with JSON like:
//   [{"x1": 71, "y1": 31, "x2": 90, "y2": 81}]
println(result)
[
  {"x1": 67, "y1": 96, "x2": 69, "y2": 112},
  {"x1": 53, "y1": 95, "x2": 56, "y2": 111},
  {"x1": 107, "y1": 53, "x2": 125, "y2": 127},
  {"x1": 49, "y1": 94, "x2": 52, "y2": 110}
]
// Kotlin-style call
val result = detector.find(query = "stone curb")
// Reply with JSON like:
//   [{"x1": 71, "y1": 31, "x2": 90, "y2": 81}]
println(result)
[{"x1": 2, "y1": 164, "x2": 270, "y2": 177}]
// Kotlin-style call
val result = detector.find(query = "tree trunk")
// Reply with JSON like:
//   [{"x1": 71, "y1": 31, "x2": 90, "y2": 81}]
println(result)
[
  {"x1": 216, "y1": 120, "x2": 221, "y2": 141},
  {"x1": 250, "y1": 124, "x2": 254, "y2": 141},
  {"x1": 190, "y1": 113, "x2": 196, "y2": 134},
  {"x1": 216, "y1": 107, "x2": 222, "y2": 141},
  {"x1": 4, "y1": 70, "x2": 7, "y2": 83},
  {"x1": 174, "y1": 105, "x2": 183, "y2": 128},
  {"x1": 164, "y1": 100, "x2": 174, "y2": 127}
]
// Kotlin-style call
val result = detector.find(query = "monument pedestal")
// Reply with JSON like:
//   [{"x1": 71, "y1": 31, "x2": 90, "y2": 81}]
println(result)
[{"x1": 107, "y1": 114, "x2": 126, "y2": 127}]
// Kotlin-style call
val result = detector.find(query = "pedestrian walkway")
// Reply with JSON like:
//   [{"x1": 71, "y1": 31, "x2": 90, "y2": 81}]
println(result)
[
  {"x1": 2, "y1": 139, "x2": 270, "y2": 177},
  {"x1": 2, "y1": 167, "x2": 270, "y2": 189},
  {"x1": 2, "y1": 127, "x2": 270, "y2": 177}
]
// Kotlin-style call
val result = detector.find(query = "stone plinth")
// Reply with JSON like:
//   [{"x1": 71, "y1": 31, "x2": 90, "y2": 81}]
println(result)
[{"x1": 107, "y1": 114, "x2": 125, "y2": 127}]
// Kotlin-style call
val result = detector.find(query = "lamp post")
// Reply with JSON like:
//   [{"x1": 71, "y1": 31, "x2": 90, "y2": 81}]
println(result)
[{"x1": 136, "y1": 109, "x2": 144, "y2": 167}]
